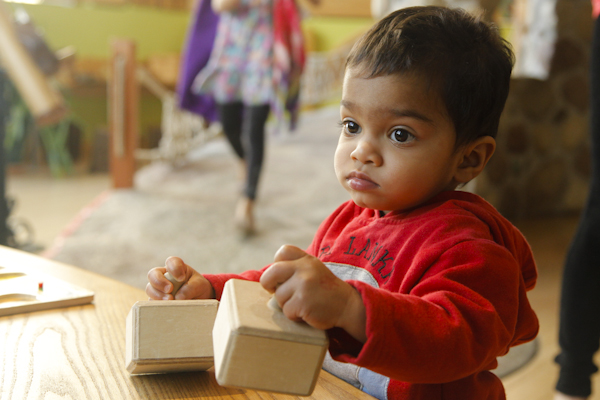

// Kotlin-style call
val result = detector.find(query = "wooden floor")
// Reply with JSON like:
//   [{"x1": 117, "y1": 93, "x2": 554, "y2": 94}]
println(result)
[{"x1": 502, "y1": 216, "x2": 600, "y2": 400}]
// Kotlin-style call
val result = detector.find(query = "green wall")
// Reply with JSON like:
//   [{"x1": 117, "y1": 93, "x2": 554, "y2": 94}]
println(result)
[
  {"x1": 12, "y1": 3, "x2": 192, "y2": 59},
  {"x1": 303, "y1": 17, "x2": 371, "y2": 51},
  {"x1": 12, "y1": 2, "x2": 373, "y2": 56}
]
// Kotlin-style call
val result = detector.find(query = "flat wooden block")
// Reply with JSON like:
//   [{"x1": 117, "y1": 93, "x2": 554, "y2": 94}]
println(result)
[
  {"x1": 213, "y1": 279, "x2": 328, "y2": 396},
  {"x1": 0, "y1": 266, "x2": 94, "y2": 317},
  {"x1": 125, "y1": 299, "x2": 218, "y2": 374}
]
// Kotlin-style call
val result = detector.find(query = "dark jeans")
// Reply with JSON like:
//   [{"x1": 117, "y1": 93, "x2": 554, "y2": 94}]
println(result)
[
  {"x1": 217, "y1": 102, "x2": 270, "y2": 201},
  {"x1": 555, "y1": 17, "x2": 600, "y2": 398}
]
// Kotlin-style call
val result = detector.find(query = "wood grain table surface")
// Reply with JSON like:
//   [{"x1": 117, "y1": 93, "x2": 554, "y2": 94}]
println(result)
[{"x1": 0, "y1": 245, "x2": 374, "y2": 399}]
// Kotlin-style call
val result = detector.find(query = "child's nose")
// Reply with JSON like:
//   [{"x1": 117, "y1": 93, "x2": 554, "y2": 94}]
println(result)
[{"x1": 350, "y1": 137, "x2": 383, "y2": 166}]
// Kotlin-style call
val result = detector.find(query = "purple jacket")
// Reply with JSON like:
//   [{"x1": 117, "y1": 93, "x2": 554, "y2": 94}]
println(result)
[{"x1": 176, "y1": 0, "x2": 219, "y2": 122}]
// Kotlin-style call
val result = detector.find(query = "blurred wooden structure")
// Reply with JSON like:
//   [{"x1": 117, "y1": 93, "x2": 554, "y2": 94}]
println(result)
[
  {"x1": 107, "y1": 39, "x2": 221, "y2": 186},
  {"x1": 0, "y1": 1, "x2": 66, "y2": 126},
  {"x1": 108, "y1": 39, "x2": 138, "y2": 188}
]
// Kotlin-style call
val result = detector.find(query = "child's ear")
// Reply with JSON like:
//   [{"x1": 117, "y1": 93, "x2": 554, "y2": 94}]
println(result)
[{"x1": 453, "y1": 136, "x2": 496, "y2": 184}]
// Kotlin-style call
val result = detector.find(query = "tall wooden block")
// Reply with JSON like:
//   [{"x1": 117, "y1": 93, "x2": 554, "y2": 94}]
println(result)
[
  {"x1": 125, "y1": 299, "x2": 218, "y2": 374},
  {"x1": 213, "y1": 279, "x2": 328, "y2": 396}
]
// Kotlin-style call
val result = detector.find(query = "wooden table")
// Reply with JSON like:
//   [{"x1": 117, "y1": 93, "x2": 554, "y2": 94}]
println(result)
[{"x1": 0, "y1": 245, "x2": 374, "y2": 399}]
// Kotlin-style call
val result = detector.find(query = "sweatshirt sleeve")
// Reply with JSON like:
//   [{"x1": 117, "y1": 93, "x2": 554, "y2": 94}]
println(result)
[
  {"x1": 204, "y1": 267, "x2": 268, "y2": 300},
  {"x1": 329, "y1": 239, "x2": 539, "y2": 384}
]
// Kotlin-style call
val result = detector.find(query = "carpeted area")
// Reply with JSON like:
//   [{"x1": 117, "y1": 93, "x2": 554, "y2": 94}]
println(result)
[
  {"x1": 46, "y1": 106, "x2": 348, "y2": 290},
  {"x1": 45, "y1": 105, "x2": 537, "y2": 379}
]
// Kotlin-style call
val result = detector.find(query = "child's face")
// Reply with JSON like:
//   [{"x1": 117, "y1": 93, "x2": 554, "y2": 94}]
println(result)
[{"x1": 334, "y1": 68, "x2": 464, "y2": 213}]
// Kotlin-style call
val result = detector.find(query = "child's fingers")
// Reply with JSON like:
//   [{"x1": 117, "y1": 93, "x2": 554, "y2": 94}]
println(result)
[
  {"x1": 273, "y1": 244, "x2": 307, "y2": 263},
  {"x1": 269, "y1": 280, "x2": 297, "y2": 316},
  {"x1": 174, "y1": 274, "x2": 215, "y2": 300},
  {"x1": 147, "y1": 266, "x2": 170, "y2": 292},
  {"x1": 165, "y1": 256, "x2": 189, "y2": 282},
  {"x1": 260, "y1": 261, "x2": 296, "y2": 293},
  {"x1": 145, "y1": 281, "x2": 172, "y2": 300}
]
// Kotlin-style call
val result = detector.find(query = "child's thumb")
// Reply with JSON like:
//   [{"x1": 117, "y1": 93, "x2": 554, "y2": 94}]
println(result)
[
  {"x1": 273, "y1": 244, "x2": 306, "y2": 262},
  {"x1": 165, "y1": 256, "x2": 188, "y2": 282}
]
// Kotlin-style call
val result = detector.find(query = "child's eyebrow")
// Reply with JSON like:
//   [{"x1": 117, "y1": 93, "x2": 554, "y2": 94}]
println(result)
[
  {"x1": 340, "y1": 100, "x2": 355, "y2": 110},
  {"x1": 389, "y1": 108, "x2": 433, "y2": 123},
  {"x1": 341, "y1": 100, "x2": 434, "y2": 124}
]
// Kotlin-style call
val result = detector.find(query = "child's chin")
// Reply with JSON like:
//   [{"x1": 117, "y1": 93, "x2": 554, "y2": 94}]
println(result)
[{"x1": 350, "y1": 197, "x2": 376, "y2": 210}]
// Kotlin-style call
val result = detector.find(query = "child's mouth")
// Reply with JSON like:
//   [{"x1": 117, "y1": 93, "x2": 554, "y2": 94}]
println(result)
[{"x1": 347, "y1": 171, "x2": 378, "y2": 191}]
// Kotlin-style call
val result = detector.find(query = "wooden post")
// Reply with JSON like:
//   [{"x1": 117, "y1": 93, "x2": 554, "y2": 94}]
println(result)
[{"x1": 108, "y1": 39, "x2": 138, "y2": 188}]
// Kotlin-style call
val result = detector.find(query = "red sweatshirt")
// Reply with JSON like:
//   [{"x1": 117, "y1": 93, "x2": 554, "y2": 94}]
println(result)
[{"x1": 204, "y1": 191, "x2": 539, "y2": 399}]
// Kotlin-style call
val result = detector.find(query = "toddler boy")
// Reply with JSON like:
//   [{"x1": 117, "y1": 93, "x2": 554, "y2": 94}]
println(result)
[{"x1": 147, "y1": 6, "x2": 539, "y2": 399}]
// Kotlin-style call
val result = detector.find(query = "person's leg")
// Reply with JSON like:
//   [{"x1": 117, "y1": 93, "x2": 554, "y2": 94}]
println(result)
[
  {"x1": 217, "y1": 101, "x2": 245, "y2": 159},
  {"x1": 242, "y1": 103, "x2": 270, "y2": 201},
  {"x1": 234, "y1": 103, "x2": 270, "y2": 233},
  {"x1": 555, "y1": 205, "x2": 600, "y2": 398},
  {"x1": 555, "y1": 16, "x2": 600, "y2": 399}
]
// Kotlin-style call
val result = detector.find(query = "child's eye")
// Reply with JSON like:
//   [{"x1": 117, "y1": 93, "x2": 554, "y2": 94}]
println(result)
[
  {"x1": 390, "y1": 128, "x2": 415, "y2": 144},
  {"x1": 340, "y1": 120, "x2": 361, "y2": 135}
]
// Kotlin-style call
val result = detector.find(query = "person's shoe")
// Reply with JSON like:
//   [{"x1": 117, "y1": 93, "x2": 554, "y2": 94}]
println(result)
[
  {"x1": 235, "y1": 197, "x2": 254, "y2": 235},
  {"x1": 554, "y1": 391, "x2": 588, "y2": 400}
]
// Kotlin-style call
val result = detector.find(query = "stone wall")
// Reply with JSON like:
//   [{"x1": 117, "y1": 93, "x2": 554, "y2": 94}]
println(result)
[{"x1": 476, "y1": 0, "x2": 594, "y2": 218}]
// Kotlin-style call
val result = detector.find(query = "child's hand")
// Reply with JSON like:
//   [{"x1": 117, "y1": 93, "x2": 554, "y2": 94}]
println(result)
[
  {"x1": 146, "y1": 256, "x2": 215, "y2": 300},
  {"x1": 260, "y1": 245, "x2": 367, "y2": 342}
]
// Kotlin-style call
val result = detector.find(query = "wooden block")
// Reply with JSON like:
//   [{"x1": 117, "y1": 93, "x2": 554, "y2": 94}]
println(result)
[
  {"x1": 125, "y1": 299, "x2": 218, "y2": 374},
  {"x1": 213, "y1": 279, "x2": 328, "y2": 396},
  {"x1": 0, "y1": 266, "x2": 94, "y2": 317},
  {"x1": 163, "y1": 272, "x2": 184, "y2": 296}
]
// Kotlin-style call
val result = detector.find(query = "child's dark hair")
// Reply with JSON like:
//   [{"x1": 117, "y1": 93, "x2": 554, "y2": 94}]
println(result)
[{"x1": 346, "y1": 6, "x2": 514, "y2": 148}]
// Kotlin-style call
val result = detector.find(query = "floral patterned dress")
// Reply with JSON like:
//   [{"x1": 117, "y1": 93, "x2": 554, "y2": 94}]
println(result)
[{"x1": 192, "y1": 0, "x2": 274, "y2": 106}]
